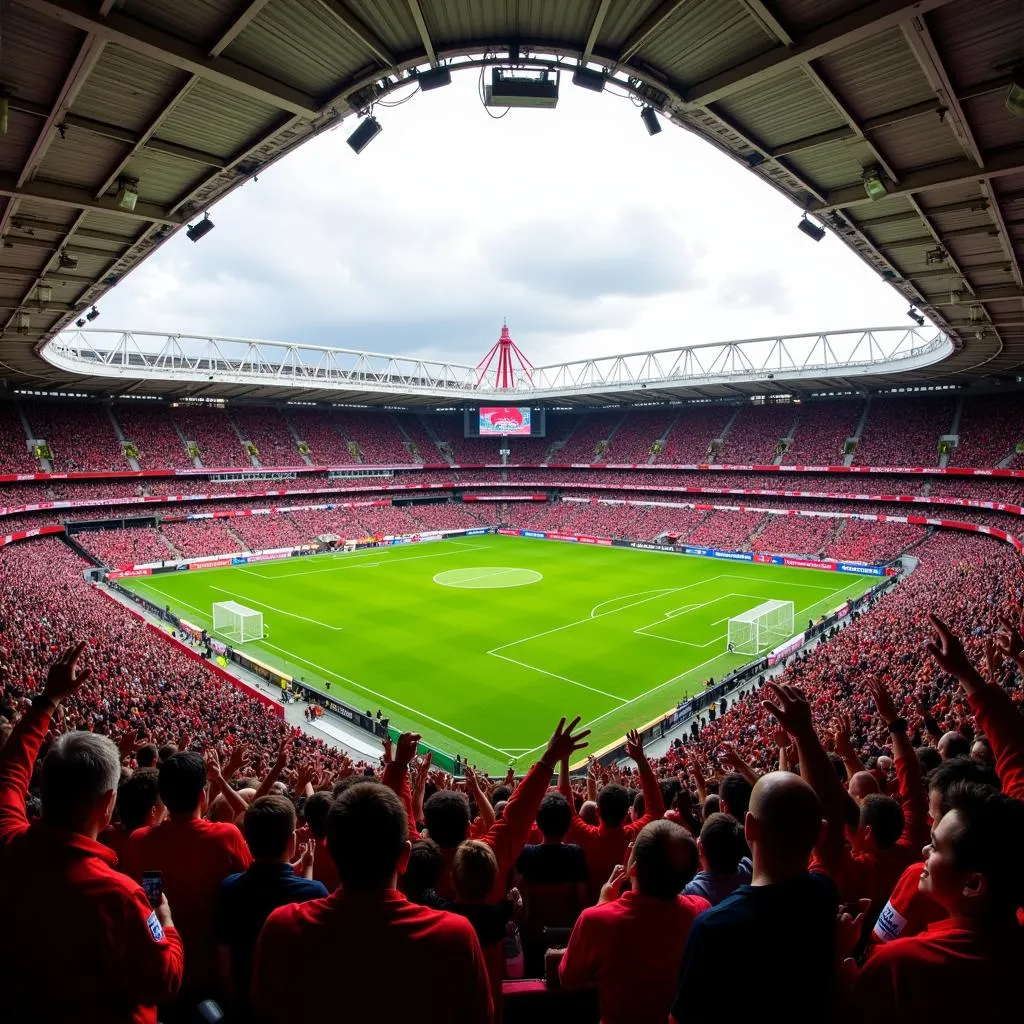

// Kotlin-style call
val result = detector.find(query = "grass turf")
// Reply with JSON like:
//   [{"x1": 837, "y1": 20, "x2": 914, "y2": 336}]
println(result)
[{"x1": 120, "y1": 535, "x2": 876, "y2": 771}]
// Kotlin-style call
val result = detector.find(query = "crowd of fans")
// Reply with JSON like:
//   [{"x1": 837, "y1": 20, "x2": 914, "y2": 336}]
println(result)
[
  {"x1": 231, "y1": 409, "x2": 302, "y2": 467},
  {"x1": 781, "y1": 399, "x2": 865, "y2": 465},
  {"x1": 22, "y1": 400, "x2": 127, "y2": 472},
  {"x1": 716, "y1": 404, "x2": 798, "y2": 465},
  {"x1": 114, "y1": 404, "x2": 193, "y2": 470},
  {"x1": 853, "y1": 397, "x2": 956, "y2": 468},
  {"x1": 171, "y1": 408, "x2": 250, "y2": 469},
  {"x1": 1, "y1": 518, "x2": 1022, "y2": 1021}
]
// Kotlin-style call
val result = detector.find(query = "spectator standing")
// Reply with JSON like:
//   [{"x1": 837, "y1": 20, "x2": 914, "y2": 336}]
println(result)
[
  {"x1": 683, "y1": 812, "x2": 752, "y2": 906},
  {"x1": 215, "y1": 794, "x2": 327, "y2": 1014},
  {"x1": 0, "y1": 644, "x2": 183, "y2": 1023}
]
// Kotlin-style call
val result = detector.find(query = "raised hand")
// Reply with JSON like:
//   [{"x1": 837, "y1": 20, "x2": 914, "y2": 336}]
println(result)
[
  {"x1": 624, "y1": 729, "x2": 645, "y2": 763},
  {"x1": 222, "y1": 742, "x2": 250, "y2": 782},
  {"x1": 382, "y1": 732, "x2": 394, "y2": 764},
  {"x1": 541, "y1": 716, "x2": 591, "y2": 768},
  {"x1": 761, "y1": 682, "x2": 814, "y2": 739},
  {"x1": 42, "y1": 641, "x2": 92, "y2": 706},
  {"x1": 394, "y1": 732, "x2": 421, "y2": 767},
  {"x1": 925, "y1": 615, "x2": 985, "y2": 694},
  {"x1": 994, "y1": 613, "x2": 1024, "y2": 669},
  {"x1": 866, "y1": 678, "x2": 899, "y2": 726},
  {"x1": 598, "y1": 863, "x2": 628, "y2": 905}
]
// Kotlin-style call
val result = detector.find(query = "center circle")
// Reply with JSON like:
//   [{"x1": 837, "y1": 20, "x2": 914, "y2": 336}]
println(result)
[{"x1": 433, "y1": 567, "x2": 543, "y2": 589}]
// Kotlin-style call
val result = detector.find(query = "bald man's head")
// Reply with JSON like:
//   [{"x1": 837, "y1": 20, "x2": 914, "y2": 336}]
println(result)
[
  {"x1": 628, "y1": 819, "x2": 699, "y2": 900},
  {"x1": 579, "y1": 800, "x2": 599, "y2": 826},
  {"x1": 745, "y1": 772, "x2": 822, "y2": 868},
  {"x1": 849, "y1": 771, "x2": 880, "y2": 804}
]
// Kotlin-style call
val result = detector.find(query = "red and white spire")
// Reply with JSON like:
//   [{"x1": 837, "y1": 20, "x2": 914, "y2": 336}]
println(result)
[{"x1": 474, "y1": 320, "x2": 535, "y2": 389}]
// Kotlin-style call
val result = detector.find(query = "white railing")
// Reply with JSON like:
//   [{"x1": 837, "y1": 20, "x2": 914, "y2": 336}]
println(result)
[{"x1": 43, "y1": 327, "x2": 953, "y2": 397}]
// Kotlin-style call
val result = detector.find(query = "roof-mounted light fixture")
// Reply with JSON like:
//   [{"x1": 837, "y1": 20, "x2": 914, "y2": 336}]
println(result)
[
  {"x1": 186, "y1": 214, "x2": 214, "y2": 243},
  {"x1": 572, "y1": 66, "x2": 606, "y2": 93},
  {"x1": 416, "y1": 66, "x2": 452, "y2": 92},
  {"x1": 797, "y1": 215, "x2": 826, "y2": 241},
  {"x1": 85, "y1": 306, "x2": 100, "y2": 322},
  {"x1": 58, "y1": 249, "x2": 78, "y2": 270},
  {"x1": 640, "y1": 106, "x2": 662, "y2": 135},
  {"x1": 1006, "y1": 68, "x2": 1024, "y2": 117},
  {"x1": 862, "y1": 166, "x2": 888, "y2": 200},
  {"x1": 347, "y1": 115, "x2": 382, "y2": 153},
  {"x1": 115, "y1": 176, "x2": 139, "y2": 212},
  {"x1": 907, "y1": 305, "x2": 925, "y2": 326}
]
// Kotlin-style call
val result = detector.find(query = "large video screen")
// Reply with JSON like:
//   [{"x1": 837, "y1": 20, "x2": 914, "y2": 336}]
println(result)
[{"x1": 479, "y1": 406, "x2": 532, "y2": 436}]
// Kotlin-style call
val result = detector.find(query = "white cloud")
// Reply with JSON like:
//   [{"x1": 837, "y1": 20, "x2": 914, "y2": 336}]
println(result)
[{"x1": 99, "y1": 74, "x2": 911, "y2": 367}]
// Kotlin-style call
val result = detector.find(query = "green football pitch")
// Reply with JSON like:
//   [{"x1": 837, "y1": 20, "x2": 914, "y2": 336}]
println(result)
[{"x1": 119, "y1": 535, "x2": 876, "y2": 771}]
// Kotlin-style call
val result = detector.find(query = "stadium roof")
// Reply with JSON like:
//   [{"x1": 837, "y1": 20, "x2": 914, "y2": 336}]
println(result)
[{"x1": 1, "y1": 0, "x2": 1023, "y2": 397}]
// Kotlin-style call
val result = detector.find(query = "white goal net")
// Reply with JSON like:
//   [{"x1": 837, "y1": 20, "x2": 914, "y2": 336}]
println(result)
[
  {"x1": 212, "y1": 600, "x2": 264, "y2": 643},
  {"x1": 727, "y1": 600, "x2": 795, "y2": 656}
]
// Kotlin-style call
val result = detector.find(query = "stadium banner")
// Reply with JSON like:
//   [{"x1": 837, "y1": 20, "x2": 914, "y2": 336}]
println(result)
[
  {"x1": 231, "y1": 556, "x2": 248, "y2": 565},
  {"x1": 0, "y1": 523, "x2": 64, "y2": 548},
  {"x1": 106, "y1": 567, "x2": 153, "y2": 579},
  {"x1": 711, "y1": 549, "x2": 754, "y2": 562},
  {"x1": 837, "y1": 562, "x2": 887, "y2": 576},
  {"x1": 464, "y1": 528, "x2": 489, "y2": 536},
  {"x1": 767, "y1": 631, "x2": 807, "y2": 667},
  {"x1": 627, "y1": 541, "x2": 686, "y2": 555},
  {"x1": 521, "y1": 530, "x2": 547, "y2": 539}
]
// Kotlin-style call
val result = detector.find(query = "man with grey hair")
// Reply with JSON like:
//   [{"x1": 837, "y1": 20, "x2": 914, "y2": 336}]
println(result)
[{"x1": 0, "y1": 642, "x2": 184, "y2": 1023}]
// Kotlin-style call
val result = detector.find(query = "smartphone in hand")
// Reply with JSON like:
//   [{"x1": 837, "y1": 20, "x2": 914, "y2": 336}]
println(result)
[{"x1": 141, "y1": 871, "x2": 163, "y2": 909}]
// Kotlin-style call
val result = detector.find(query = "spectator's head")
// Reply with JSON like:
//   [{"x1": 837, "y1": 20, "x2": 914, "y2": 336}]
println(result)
[
  {"x1": 876, "y1": 755, "x2": 893, "y2": 775},
  {"x1": 916, "y1": 745, "x2": 942, "y2": 775},
  {"x1": 702, "y1": 794, "x2": 721, "y2": 818},
  {"x1": 938, "y1": 731, "x2": 971, "y2": 760},
  {"x1": 920, "y1": 782, "x2": 1024, "y2": 921},
  {"x1": 926, "y1": 756, "x2": 1000, "y2": 824},
  {"x1": 597, "y1": 784, "x2": 631, "y2": 828},
  {"x1": 157, "y1": 752, "x2": 208, "y2": 816},
  {"x1": 41, "y1": 732, "x2": 120, "y2": 836},
  {"x1": 857, "y1": 794, "x2": 904, "y2": 851},
  {"x1": 536, "y1": 793, "x2": 572, "y2": 841},
  {"x1": 115, "y1": 768, "x2": 163, "y2": 833},
  {"x1": 400, "y1": 838, "x2": 443, "y2": 903},
  {"x1": 579, "y1": 800, "x2": 599, "y2": 826},
  {"x1": 452, "y1": 840, "x2": 498, "y2": 904},
  {"x1": 423, "y1": 790, "x2": 470, "y2": 850},
  {"x1": 719, "y1": 772, "x2": 752, "y2": 819},
  {"x1": 135, "y1": 744, "x2": 158, "y2": 769},
  {"x1": 970, "y1": 737, "x2": 994, "y2": 766},
  {"x1": 628, "y1": 820, "x2": 699, "y2": 900},
  {"x1": 698, "y1": 812, "x2": 744, "y2": 875},
  {"x1": 157, "y1": 743, "x2": 178, "y2": 763},
  {"x1": 848, "y1": 770, "x2": 880, "y2": 804},
  {"x1": 744, "y1": 772, "x2": 822, "y2": 877},
  {"x1": 243, "y1": 795, "x2": 297, "y2": 862},
  {"x1": 303, "y1": 791, "x2": 334, "y2": 840},
  {"x1": 326, "y1": 783, "x2": 409, "y2": 890}
]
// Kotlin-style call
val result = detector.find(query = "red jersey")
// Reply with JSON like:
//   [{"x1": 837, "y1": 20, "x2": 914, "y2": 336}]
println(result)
[
  {"x1": 311, "y1": 834, "x2": 339, "y2": 892},
  {"x1": 869, "y1": 860, "x2": 945, "y2": 949},
  {"x1": 969, "y1": 684, "x2": 1024, "y2": 800},
  {"x1": 123, "y1": 814, "x2": 250, "y2": 996},
  {"x1": 560, "y1": 891, "x2": 710, "y2": 1024},
  {"x1": 850, "y1": 918, "x2": 1024, "y2": 1024},
  {"x1": 565, "y1": 764, "x2": 665, "y2": 905},
  {"x1": 253, "y1": 889, "x2": 493, "y2": 1023},
  {"x1": 0, "y1": 704, "x2": 183, "y2": 1024}
]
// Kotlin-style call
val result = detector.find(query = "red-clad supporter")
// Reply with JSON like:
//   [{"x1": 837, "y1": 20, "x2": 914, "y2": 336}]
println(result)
[
  {"x1": 854, "y1": 396, "x2": 955, "y2": 468},
  {"x1": 560, "y1": 730, "x2": 665, "y2": 905},
  {"x1": 717, "y1": 403, "x2": 798, "y2": 465},
  {"x1": 252, "y1": 781, "x2": 494, "y2": 1024},
  {"x1": 122, "y1": 751, "x2": 252, "y2": 1003},
  {"x1": 113, "y1": 403, "x2": 191, "y2": 469},
  {"x1": 655, "y1": 405, "x2": 734, "y2": 464},
  {"x1": 557, "y1": 411, "x2": 628, "y2": 464},
  {"x1": 231, "y1": 407, "x2": 300, "y2": 466},
  {"x1": 782, "y1": 399, "x2": 865, "y2": 465},
  {"x1": 172, "y1": 407, "x2": 248, "y2": 468},
  {"x1": 102, "y1": 768, "x2": 164, "y2": 863},
  {"x1": 23, "y1": 399, "x2": 128, "y2": 472},
  {"x1": 0, "y1": 644, "x2": 184, "y2": 1023},
  {"x1": 557, "y1": 819, "x2": 708, "y2": 1024},
  {"x1": 844, "y1": 783, "x2": 1024, "y2": 1024}
]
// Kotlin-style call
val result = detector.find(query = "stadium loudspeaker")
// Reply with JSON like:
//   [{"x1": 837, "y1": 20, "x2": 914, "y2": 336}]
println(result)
[
  {"x1": 186, "y1": 215, "x2": 215, "y2": 243},
  {"x1": 418, "y1": 67, "x2": 452, "y2": 92},
  {"x1": 572, "y1": 67, "x2": 606, "y2": 93},
  {"x1": 347, "y1": 116, "x2": 383, "y2": 154},
  {"x1": 641, "y1": 107, "x2": 662, "y2": 135},
  {"x1": 797, "y1": 216, "x2": 825, "y2": 242}
]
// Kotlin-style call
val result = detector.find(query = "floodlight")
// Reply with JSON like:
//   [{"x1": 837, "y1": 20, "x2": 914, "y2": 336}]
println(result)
[
  {"x1": 58, "y1": 249, "x2": 78, "y2": 270},
  {"x1": 907, "y1": 306, "x2": 925, "y2": 326},
  {"x1": 572, "y1": 67, "x2": 606, "y2": 93},
  {"x1": 484, "y1": 68, "x2": 559, "y2": 108},
  {"x1": 16, "y1": 311, "x2": 30, "y2": 333},
  {"x1": 1007, "y1": 69, "x2": 1024, "y2": 117},
  {"x1": 862, "y1": 166, "x2": 888, "y2": 200},
  {"x1": 37, "y1": 284, "x2": 53, "y2": 305},
  {"x1": 417, "y1": 66, "x2": 452, "y2": 92},
  {"x1": 186, "y1": 214, "x2": 215, "y2": 243},
  {"x1": 116, "y1": 177, "x2": 139, "y2": 211},
  {"x1": 640, "y1": 106, "x2": 662, "y2": 135},
  {"x1": 76, "y1": 318, "x2": 86, "y2": 327},
  {"x1": 797, "y1": 215, "x2": 826, "y2": 241},
  {"x1": 86, "y1": 306, "x2": 100, "y2": 322},
  {"x1": 347, "y1": 115, "x2": 382, "y2": 153}
]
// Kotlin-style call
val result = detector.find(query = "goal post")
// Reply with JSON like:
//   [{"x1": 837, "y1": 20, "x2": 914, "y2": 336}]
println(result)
[
  {"x1": 727, "y1": 599, "x2": 795, "y2": 655},
  {"x1": 212, "y1": 600, "x2": 264, "y2": 643}
]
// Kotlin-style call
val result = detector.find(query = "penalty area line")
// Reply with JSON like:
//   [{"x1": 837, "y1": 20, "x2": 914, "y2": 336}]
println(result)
[
  {"x1": 488, "y1": 651, "x2": 628, "y2": 704},
  {"x1": 259, "y1": 641, "x2": 515, "y2": 759}
]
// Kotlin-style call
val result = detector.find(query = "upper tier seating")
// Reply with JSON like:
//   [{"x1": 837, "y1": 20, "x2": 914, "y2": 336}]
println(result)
[
  {"x1": 655, "y1": 406, "x2": 735, "y2": 464},
  {"x1": 113, "y1": 403, "x2": 191, "y2": 469},
  {"x1": 283, "y1": 410, "x2": 357, "y2": 465},
  {"x1": 781, "y1": 399, "x2": 865, "y2": 465},
  {"x1": 171, "y1": 407, "x2": 248, "y2": 468},
  {"x1": 0, "y1": 401, "x2": 37, "y2": 473},
  {"x1": 334, "y1": 412, "x2": 410, "y2": 464},
  {"x1": 853, "y1": 396, "x2": 955, "y2": 467},
  {"x1": 716, "y1": 404, "x2": 798, "y2": 465},
  {"x1": 22, "y1": 400, "x2": 126, "y2": 472},
  {"x1": 231, "y1": 407, "x2": 302, "y2": 466},
  {"x1": 557, "y1": 411, "x2": 627, "y2": 463},
  {"x1": 949, "y1": 394, "x2": 1023, "y2": 468}
]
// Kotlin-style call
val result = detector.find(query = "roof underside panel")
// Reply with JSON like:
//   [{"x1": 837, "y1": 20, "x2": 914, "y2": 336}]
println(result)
[{"x1": 1, "y1": 0, "x2": 1022, "y2": 393}]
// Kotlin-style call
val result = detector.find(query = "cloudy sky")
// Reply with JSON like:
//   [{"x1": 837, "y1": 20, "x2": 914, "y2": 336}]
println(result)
[{"x1": 99, "y1": 73, "x2": 913, "y2": 368}]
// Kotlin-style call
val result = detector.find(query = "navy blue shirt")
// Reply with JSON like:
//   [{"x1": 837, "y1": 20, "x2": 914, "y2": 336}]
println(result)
[
  {"x1": 672, "y1": 872, "x2": 838, "y2": 1024},
  {"x1": 215, "y1": 863, "x2": 328, "y2": 1008}
]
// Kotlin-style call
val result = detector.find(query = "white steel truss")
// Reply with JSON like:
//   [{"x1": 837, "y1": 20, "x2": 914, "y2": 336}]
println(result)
[{"x1": 43, "y1": 327, "x2": 952, "y2": 397}]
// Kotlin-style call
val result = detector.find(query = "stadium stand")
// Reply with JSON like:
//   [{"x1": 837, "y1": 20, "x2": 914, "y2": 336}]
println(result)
[
  {"x1": 781, "y1": 399, "x2": 865, "y2": 465},
  {"x1": 0, "y1": 401, "x2": 38, "y2": 473},
  {"x1": 853, "y1": 396, "x2": 955, "y2": 467},
  {"x1": 76, "y1": 526, "x2": 176, "y2": 567},
  {"x1": 171, "y1": 407, "x2": 249, "y2": 468},
  {"x1": 684, "y1": 510, "x2": 766, "y2": 550},
  {"x1": 335, "y1": 411, "x2": 410, "y2": 464},
  {"x1": 556, "y1": 411, "x2": 627, "y2": 464},
  {"x1": 602, "y1": 409, "x2": 679, "y2": 464},
  {"x1": 655, "y1": 405, "x2": 735, "y2": 464},
  {"x1": 715, "y1": 404, "x2": 798, "y2": 465},
  {"x1": 231, "y1": 407, "x2": 303, "y2": 467},
  {"x1": 161, "y1": 520, "x2": 245, "y2": 558},
  {"x1": 112, "y1": 403, "x2": 192, "y2": 469},
  {"x1": 949, "y1": 394, "x2": 1023, "y2": 468},
  {"x1": 21, "y1": 400, "x2": 126, "y2": 472},
  {"x1": 749, "y1": 514, "x2": 836, "y2": 557},
  {"x1": 282, "y1": 410, "x2": 357, "y2": 465}
]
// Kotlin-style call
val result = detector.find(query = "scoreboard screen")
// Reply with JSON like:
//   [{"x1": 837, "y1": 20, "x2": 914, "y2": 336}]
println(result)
[{"x1": 478, "y1": 406, "x2": 532, "y2": 436}]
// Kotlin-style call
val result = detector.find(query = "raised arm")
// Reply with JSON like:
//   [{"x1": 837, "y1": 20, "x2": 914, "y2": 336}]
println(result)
[
  {"x1": 0, "y1": 643, "x2": 92, "y2": 847},
  {"x1": 381, "y1": 731, "x2": 422, "y2": 841},
  {"x1": 624, "y1": 730, "x2": 664, "y2": 835},
  {"x1": 463, "y1": 765, "x2": 495, "y2": 832}
]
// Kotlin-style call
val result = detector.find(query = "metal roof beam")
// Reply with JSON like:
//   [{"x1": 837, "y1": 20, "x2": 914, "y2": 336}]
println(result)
[
  {"x1": 908, "y1": 261, "x2": 1012, "y2": 282},
  {"x1": 211, "y1": 0, "x2": 273, "y2": 55},
  {"x1": 314, "y1": 0, "x2": 397, "y2": 67},
  {"x1": 0, "y1": 175, "x2": 182, "y2": 226},
  {"x1": 20, "y1": 0, "x2": 321, "y2": 119},
  {"x1": 685, "y1": 0, "x2": 957, "y2": 106},
  {"x1": 618, "y1": 0, "x2": 689, "y2": 63},
  {"x1": 812, "y1": 143, "x2": 1024, "y2": 213},
  {"x1": 583, "y1": 0, "x2": 614, "y2": 61},
  {"x1": 406, "y1": 0, "x2": 437, "y2": 66},
  {"x1": 933, "y1": 285, "x2": 1024, "y2": 305}
]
